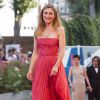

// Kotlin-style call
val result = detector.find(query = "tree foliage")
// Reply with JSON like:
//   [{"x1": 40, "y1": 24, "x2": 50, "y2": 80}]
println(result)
[
  {"x1": 64, "y1": 0, "x2": 100, "y2": 45},
  {"x1": 0, "y1": 0, "x2": 3, "y2": 8},
  {"x1": 67, "y1": 0, "x2": 100, "y2": 17},
  {"x1": 95, "y1": 17, "x2": 100, "y2": 45},
  {"x1": 62, "y1": 15, "x2": 98, "y2": 45},
  {"x1": 68, "y1": 0, "x2": 90, "y2": 15},
  {"x1": 11, "y1": 0, "x2": 37, "y2": 36},
  {"x1": 12, "y1": 0, "x2": 37, "y2": 18}
]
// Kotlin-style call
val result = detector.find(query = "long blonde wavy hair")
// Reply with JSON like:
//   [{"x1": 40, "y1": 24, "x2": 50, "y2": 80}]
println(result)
[{"x1": 35, "y1": 4, "x2": 62, "y2": 37}]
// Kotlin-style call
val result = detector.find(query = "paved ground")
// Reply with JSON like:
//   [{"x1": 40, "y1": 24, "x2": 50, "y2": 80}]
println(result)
[
  {"x1": 20, "y1": 94, "x2": 88, "y2": 100},
  {"x1": 20, "y1": 98, "x2": 31, "y2": 100},
  {"x1": 0, "y1": 90, "x2": 88, "y2": 100}
]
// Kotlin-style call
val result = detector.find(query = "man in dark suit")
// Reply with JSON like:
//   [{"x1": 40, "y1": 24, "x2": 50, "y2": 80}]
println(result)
[{"x1": 87, "y1": 56, "x2": 100, "y2": 100}]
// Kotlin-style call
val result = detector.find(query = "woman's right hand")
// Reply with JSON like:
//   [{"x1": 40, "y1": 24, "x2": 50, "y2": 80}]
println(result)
[{"x1": 27, "y1": 70, "x2": 33, "y2": 81}]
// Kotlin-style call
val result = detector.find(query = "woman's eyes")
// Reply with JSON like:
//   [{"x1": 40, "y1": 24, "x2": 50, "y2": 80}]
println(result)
[
  {"x1": 44, "y1": 12, "x2": 53, "y2": 15},
  {"x1": 49, "y1": 12, "x2": 53, "y2": 15}
]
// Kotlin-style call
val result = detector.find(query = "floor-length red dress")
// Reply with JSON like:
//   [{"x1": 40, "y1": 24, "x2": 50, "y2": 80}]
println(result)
[{"x1": 32, "y1": 38, "x2": 70, "y2": 100}]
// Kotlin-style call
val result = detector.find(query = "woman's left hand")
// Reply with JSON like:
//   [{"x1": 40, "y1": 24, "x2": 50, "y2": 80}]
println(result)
[
  {"x1": 87, "y1": 86, "x2": 92, "y2": 92},
  {"x1": 50, "y1": 65, "x2": 58, "y2": 76}
]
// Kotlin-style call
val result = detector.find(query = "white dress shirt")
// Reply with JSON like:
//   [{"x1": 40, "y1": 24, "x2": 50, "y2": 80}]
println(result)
[{"x1": 94, "y1": 65, "x2": 99, "y2": 73}]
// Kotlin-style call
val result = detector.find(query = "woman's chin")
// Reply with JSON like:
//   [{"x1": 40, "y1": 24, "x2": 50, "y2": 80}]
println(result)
[{"x1": 45, "y1": 21, "x2": 52, "y2": 24}]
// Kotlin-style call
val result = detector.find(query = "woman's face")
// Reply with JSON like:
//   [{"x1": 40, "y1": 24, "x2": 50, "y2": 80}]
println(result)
[
  {"x1": 43, "y1": 8, "x2": 55, "y2": 24},
  {"x1": 73, "y1": 58, "x2": 80, "y2": 66}
]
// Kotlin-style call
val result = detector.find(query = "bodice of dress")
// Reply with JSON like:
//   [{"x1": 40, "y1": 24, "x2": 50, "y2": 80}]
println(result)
[
  {"x1": 37, "y1": 38, "x2": 59, "y2": 56},
  {"x1": 72, "y1": 65, "x2": 85, "y2": 84}
]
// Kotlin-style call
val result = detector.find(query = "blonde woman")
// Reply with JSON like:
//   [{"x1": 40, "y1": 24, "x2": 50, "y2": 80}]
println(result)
[{"x1": 27, "y1": 4, "x2": 70, "y2": 100}]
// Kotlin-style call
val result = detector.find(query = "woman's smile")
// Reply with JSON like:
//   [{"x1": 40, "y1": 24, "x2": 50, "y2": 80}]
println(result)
[{"x1": 43, "y1": 8, "x2": 55, "y2": 24}]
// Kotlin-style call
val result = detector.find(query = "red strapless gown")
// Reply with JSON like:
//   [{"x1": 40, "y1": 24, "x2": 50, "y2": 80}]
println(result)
[{"x1": 32, "y1": 38, "x2": 70, "y2": 100}]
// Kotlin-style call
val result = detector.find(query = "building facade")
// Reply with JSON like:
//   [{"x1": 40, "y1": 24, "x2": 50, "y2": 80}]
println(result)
[{"x1": 49, "y1": 0, "x2": 70, "y2": 20}]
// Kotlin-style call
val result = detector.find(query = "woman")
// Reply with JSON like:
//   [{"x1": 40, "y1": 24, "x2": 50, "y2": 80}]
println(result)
[
  {"x1": 68, "y1": 55, "x2": 92, "y2": 100},
  {"x1": 27, "y1": 4, "x2": 70, "y2": 100}
]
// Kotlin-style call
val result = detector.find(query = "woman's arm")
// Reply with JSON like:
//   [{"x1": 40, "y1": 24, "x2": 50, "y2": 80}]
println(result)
[
  {"x1": 55, "y1": 26, "x2": 66, "y2": 67},
  {"x1": 29, "y1": 38, "x2": 38, "y2": 72},
  {"x1": 68, "y1": 67, "x2": 73, "y2": 86},
  {"x1": 27, "y1": 37, "x2": 38, "y2": 80},
  {"x1": 50, "y1": 26, "x2": 66, "y2": 76}
]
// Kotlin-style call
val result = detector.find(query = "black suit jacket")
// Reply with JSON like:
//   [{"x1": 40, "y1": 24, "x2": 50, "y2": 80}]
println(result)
[{"x1": 87, "y1": 65, "x2": 100, "y2": 92}]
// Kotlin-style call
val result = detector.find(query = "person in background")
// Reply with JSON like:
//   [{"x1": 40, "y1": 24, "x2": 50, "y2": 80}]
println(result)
[
  {"x1": 12, "y1": 48, "x2": 20, "y2": 60},
  {"x1": 18, "y1": 49, "x2": 28, "y2": 64},
  {"x1": 0, "y1": 48, "x2": 7, "y2": 61},
  {"x1": 87, "y1": 56, "x2": 100, "y2": 100},
  {"x1": 27, "y1": 51, "x2": 32, "y2": 64},
  {"x1": 6, "y1": 48, "x2": 17, "y2": 62},
  {"x1": 68, "y1": 55, "x2": 92, "y2": 100}
]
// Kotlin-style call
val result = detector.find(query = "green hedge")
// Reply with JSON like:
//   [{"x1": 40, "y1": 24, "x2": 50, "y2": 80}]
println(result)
[
  {"x1": 0, "y1": 61, "x2": 31, "y2": 93},
  {"x1": 62, "y1": 15, "x2": 99, "y2": 45},
  {"x1": 95, "y1": 17, "x2": 100, "y2": 45}
]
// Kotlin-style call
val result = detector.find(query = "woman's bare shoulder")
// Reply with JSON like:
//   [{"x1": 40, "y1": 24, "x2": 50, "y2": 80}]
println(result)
[
  {"x1": 57, "y1": 26, "x2": 64, "y2": 31},
  {"x1": 57, "y1": 26, "x2": 65, "y2": 36}
]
